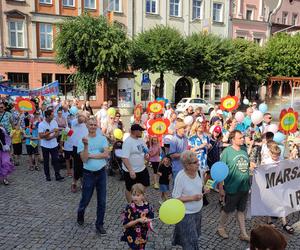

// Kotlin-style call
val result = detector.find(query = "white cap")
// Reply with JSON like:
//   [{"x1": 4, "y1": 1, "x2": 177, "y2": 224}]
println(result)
[{"x1": 217, "y1": 109, "x2": 223, "y2": 115}]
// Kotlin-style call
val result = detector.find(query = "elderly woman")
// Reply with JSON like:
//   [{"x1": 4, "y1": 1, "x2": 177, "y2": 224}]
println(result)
[{"x1": 172, "y1": 150, "x2": 206, "y2": 250}]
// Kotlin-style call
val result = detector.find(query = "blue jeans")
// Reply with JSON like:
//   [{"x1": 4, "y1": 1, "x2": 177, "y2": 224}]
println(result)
[{"x1": 78, "y1": 168, "x2": 107, "y2": 228}]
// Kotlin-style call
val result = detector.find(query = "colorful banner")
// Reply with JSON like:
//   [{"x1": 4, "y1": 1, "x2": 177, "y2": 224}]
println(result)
[
  {"x1": 0, "y1": 81, "x2": 59, "y2": 96},
  {"x1": 251, "y1": 159, "x2": 300, "y2": 217}
]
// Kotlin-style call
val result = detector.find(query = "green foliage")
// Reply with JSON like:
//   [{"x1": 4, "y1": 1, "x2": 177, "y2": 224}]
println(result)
[
  {"x1": 131, "y1": 25, "x2": 186, "y2": 80},
  {"x1": 231, "y1": 38, "x2": 268, "y2": 91},
  {"x1": 55, "y1": 14, "x2": 131, "y2": 95},
  {"x1": 179, "y1": 33, "x2": 237, "y2": 84},
  {"x1": 265, "y1": 33, "x2": 300, "y2": 77}
]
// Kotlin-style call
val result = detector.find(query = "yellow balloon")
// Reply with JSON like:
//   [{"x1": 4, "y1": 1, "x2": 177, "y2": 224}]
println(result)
[
  {"x1": 107, "y1": 107, "x2": 116, "y2": 117},
  {"x1": 113, "y1": 128, "x2": 123, "y2": 140},
  {"x1": 159, "y1": 199, "x2": 185, "y2": 225}
]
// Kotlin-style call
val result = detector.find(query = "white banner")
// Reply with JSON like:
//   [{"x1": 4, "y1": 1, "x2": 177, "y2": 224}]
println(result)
[{"x1": 251, "y1": 159, "x2": 300, "y2": 217}]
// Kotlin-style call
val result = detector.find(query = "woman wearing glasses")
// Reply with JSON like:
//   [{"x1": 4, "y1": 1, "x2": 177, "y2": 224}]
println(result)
[{"x1": 172, "y1": 150, "x2": 208, "y2": 250}]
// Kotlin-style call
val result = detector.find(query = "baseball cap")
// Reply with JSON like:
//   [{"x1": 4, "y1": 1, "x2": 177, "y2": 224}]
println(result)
[
  {"x1": 213, "y1": 126, "x2": 222, "y2": 134},
  {"x1": 175, "y1": 121, "x2": 187, "y2": 130},
  {"x1": 131, "y1": 124, "x2": 145, "y2": 131}
]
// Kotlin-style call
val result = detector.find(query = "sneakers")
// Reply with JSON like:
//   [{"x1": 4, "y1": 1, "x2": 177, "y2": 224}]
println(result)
[
  {"x1": 217, "y1": 227, "x2": 229, "y2": 239},
  {"x1": 35, "y1": 166, "x2": 40, "y2": 171},
  {"x1": 3, "y1": 179, "x2": 9, "y2": 185},
  {"x1": 153, "y1": 183, "x2": 159, "y2": 190},
  {"x1": 77, "y1": 212, "x2": 84, "y2": 226},
  {"x1": 96, "y1": 225, "x2": 107, "y2": 235},
  {"x1": 239, "y1": 234, "x2": 250, "y2": 242}
]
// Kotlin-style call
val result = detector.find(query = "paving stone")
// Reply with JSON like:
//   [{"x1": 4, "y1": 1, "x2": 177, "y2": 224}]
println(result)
[{"x1": 0, "y1": 155, "x2": 299, "y2": 250}]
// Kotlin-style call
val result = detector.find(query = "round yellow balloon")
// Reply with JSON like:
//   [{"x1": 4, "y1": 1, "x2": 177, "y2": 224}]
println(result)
[
  {"x1": 159, "y1": 199, "x2": 185, "y2": 225},
  {"x1": 113, "y1": 128, "x2": 123, "y2": 140},
  {"x1": 107, "y1": 107, "x2": 116, "y2": 117}
]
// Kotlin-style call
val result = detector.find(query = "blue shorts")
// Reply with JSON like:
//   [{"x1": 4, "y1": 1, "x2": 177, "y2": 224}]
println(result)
[{"x1": 160, "y1": 184, "x2": 169, "y2": 192}]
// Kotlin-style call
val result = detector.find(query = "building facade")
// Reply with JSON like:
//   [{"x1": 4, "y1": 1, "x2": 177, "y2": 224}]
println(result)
[
  {"x1": 0, "y1": 0, "x2": 108, "y2": 107},
  {"x1": 270, "y1": 0, "x2": 300, "y2": 35}
]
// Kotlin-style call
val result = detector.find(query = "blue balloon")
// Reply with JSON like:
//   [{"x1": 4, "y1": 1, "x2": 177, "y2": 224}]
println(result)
[
  {"x1": 259, "y1": 103, "x2": 268, "y2": 113},
  {"x1": 273, "y1": 132, "x2": 286, "y2": 144},
  {"x1": 69, "y1": 106, "x2": 78, "y2": 115},
  {"x1": 211, "y1": 161, "x2": 229, "y2": 182}
]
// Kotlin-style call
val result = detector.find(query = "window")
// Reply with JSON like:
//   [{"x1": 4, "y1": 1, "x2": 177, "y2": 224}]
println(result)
[
  {"x1": 39, "y1": 0, "x2": 52, "y2": 4},
  {"x1": 192, "y1": 0, "x2": 202, "y2": 19},
  {"x1": 7, "y1": 73, "x2": 29, "y2": 88},
  {"x1": 146, "y1": 0, "x2": 157, "y2": 14},
  {"x1": 292, "y1": 14, "x2": 298, "y2": 25},
  {"x1": 246, "y1": 9, "x2": 253, "y2": 20},
  {"x1": 84, "y1": 0, "x2": 96, "y2": 9},
  {"x1": 42, "y1": 73, "x2": 52, "y2": 85},
  {"x1": 108, "y1": 0, "x2": 122, "y2": 12},
  {"x1": 55, "y1": 74, "x2": 74, "y2": 97},
  {"x1": 282, "y1": 12, "x2": 288, "y2": 25},
  {"x1": 170, "y1": 0, "x2": 180, "y2": 17},
  {"x1": 213, "y1": 3, "x2": 223, "y2": 22},
  {"x1": 63, "y1": 0, "x2": 74, "y2": 7},
  {"x1": 253, "y1": 38, "x2": 261, "y2": 45},
  {"x1": 39, "y1": 23, "x2": 53, "y2": 50},
  {"x1": 8, "y1": 20, "x2": 24, "y2": 48},
  {"x1": 190, "y1": 99, "x2": 205, "y2": 104}
]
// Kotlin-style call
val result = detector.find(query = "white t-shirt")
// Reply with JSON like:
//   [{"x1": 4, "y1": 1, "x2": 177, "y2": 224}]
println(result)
[
  {"x1": 95, "y1": 108, "x2": 108, "y2": 128},
  {"x1": 172, "y1": 170, "x2": 203, "y2": 214},
  {"x1": 38, "y1": 120, "x2": 59, "y2": 149},
  {"x1": 122, "y1": 136, "x2": 148, "y2": 173},
  {"x1": 70, "y1": 122, "x2": 88, "y2": 147}
]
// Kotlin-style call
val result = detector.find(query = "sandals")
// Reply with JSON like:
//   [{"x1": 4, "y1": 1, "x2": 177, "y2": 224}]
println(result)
[{"x1": 283, "y1": 224, "x2": 294, "y2": 234}]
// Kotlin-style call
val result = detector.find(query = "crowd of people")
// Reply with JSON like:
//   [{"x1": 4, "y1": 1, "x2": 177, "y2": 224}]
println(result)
[{"x1": 0, "y1": 94, "x2": 299, "y2": 250}]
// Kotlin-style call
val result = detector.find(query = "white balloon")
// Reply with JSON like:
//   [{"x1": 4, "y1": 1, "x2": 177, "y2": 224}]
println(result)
[
  {"x1": 267, "y1": 124, "x2": 278, "y2": 134},
  {"x1": 184, "y1": 116, "x2": 194, "y2": 125},
  {"x1": 243, "y1": 98, "x2": 249, "y2": 105},
  {"x1": 251, "y1": 110, "x2": 264, "y2": 125}
]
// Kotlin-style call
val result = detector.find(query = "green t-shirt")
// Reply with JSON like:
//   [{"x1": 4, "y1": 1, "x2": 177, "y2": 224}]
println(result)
[{"x1": 221, "y1": 146, "x2": 250, "y2": 194}]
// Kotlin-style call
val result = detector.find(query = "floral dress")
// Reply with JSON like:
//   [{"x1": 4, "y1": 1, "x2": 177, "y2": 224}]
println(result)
[{"x1": 121, "y1": 202, "x2": 154, "y2": 250}]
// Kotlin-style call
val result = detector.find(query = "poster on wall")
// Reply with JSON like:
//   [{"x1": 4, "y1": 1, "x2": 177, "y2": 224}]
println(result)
[{"x1": 118, "y1": 88, "x2": 132, "y2": 107}]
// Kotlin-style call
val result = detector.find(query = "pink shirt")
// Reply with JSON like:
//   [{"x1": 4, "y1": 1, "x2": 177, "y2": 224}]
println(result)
[{"x1": 149, "y1": 144, "x2": 160, "y2": 162}]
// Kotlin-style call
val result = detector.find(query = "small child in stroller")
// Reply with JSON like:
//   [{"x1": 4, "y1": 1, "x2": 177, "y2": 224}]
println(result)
[{"x1": 108, "y1": 139, "x2": 125, "y2": 180}]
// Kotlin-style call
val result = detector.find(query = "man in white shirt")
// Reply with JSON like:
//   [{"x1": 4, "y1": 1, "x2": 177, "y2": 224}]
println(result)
[
  {"x1": 122, "y1": 124, "x2": 150, "y2": 202},
  {"x1": 38, "y1": 109, "x2": 64, "y2": 181},
  {"x1": 95, "y1": 101, "x2": 108, "y2": 128}
]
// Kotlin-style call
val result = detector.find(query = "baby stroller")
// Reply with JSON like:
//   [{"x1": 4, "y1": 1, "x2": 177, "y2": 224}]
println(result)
[{"x1": 108, "y1": 140, "x2": 124, "y2": 180}]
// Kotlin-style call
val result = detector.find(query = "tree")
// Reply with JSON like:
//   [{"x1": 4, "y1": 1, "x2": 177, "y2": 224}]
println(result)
[
  {"x1": 55, "y1": 14, "x2": 131, "y2": 97},
  {"x1": 178, "y1": 33, "x2": 237, "y2": 97},
  {"x1": 265, "y1": 33, "x2": 300, "y2": 77},
  {"x1": 231, "y1": 38, "x2": 268, "y2": 98},
  {"x1": 131, "y1": 25, "x2": 186, "y2": 97}
]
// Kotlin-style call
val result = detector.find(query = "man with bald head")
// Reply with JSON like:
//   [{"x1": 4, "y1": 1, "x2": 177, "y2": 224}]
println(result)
[{"x1": 243, "y1": 107, "x2": 253, "y2": 130}]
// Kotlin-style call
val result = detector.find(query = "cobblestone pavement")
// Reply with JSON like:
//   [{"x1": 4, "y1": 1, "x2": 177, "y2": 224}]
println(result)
[{"x1": 0, "y1": 155, "x2": 299, "y2": 250}]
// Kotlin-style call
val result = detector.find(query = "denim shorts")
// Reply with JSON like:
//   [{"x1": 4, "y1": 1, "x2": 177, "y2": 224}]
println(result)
[{"x1": 159, "y1": 184, "x2": 169, "y2": 192}]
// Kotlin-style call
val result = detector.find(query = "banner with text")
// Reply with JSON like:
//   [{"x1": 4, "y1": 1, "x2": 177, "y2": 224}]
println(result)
[
  {"x1": 0, "y1": 81, "x2": 59, "y2": 96},
  {"x1": 251, "y1": 159, "x2": 300, "y2": 217}
]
